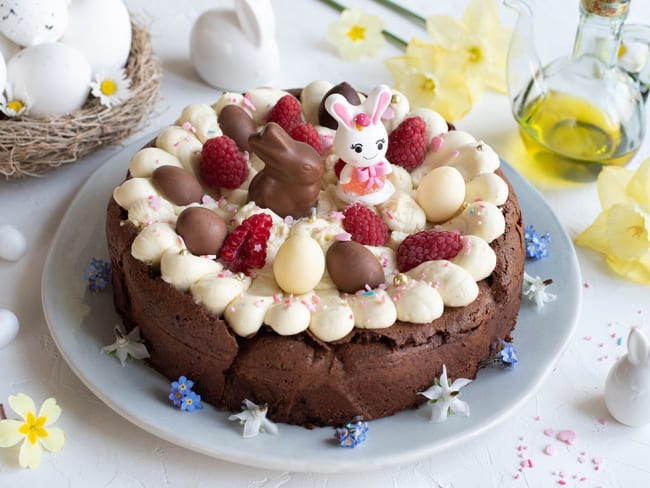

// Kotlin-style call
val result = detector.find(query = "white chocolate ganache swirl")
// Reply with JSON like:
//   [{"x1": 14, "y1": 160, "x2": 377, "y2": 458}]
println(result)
[{"x1": 112, "y1": 83, "x2": 509, "y2": 342}]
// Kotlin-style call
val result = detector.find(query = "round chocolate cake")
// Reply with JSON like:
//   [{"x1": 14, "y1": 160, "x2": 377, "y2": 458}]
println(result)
[{"x1": 106, "y1": 81, "x2": 525, "y2": 427}]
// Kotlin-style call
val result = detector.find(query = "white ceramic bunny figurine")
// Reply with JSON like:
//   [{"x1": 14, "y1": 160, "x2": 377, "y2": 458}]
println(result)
[
  {"x1": 325, "y1": 84, "x2": 396, "y2": 205},
  {"x1": 604, "y1": 327, "x2": 650, "y2": 426},
  {"x1": 190, "y1": 0, "x2": 279, "y2": 91}
]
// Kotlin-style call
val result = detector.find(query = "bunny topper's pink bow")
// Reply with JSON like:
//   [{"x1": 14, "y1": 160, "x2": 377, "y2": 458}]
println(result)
[{"x1": 355, "y1": 160, "x2": 389, "y2": 191}]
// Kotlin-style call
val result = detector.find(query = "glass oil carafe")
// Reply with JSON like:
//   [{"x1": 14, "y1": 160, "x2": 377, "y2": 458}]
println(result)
[{"x1": 506, "y1": 0, "x2": 650, "y2": 173}]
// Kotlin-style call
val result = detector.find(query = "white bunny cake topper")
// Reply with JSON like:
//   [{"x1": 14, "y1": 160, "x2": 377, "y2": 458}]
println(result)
[
  {"x1": 604, "y1": 326, "x2": 650, "y2": 426},
  {"x1": 325, "y1": 84, "x2": 396, "y2": 205}
]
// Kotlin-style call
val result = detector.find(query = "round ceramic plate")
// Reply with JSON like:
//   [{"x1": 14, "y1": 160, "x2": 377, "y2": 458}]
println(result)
[{"x1": 42, "y1": 134, "x2": 582, "y2": 473}]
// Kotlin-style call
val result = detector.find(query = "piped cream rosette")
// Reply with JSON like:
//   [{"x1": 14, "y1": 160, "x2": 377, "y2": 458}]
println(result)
[{"x1": 112, "y1": 83, "x2": 509, "y2": 343}]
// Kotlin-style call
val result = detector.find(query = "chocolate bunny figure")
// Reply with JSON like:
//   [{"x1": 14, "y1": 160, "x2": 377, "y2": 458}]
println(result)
[{"x1": 247, "y1": 122, "x2": 324, "y2": 218}]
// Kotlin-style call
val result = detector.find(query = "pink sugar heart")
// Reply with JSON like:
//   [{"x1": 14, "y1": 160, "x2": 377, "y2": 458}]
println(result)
[
  {"x1": 557, "y1": 429, "x2": 577, "y2": 445},
  {"x1": 544, "y1": 444, "x2": 556, "y2": 456}
]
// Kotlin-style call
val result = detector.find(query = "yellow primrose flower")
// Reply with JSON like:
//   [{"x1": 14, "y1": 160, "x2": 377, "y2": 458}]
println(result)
[
  {"x1": 426, "y1": 0, "x2": 511, "y2": 93},
  {"x1": 575, "y1": 157, "x2": 650, "y2": 284},
  {"x1": 327, "y1": 7, "x2": 385, "y2": 61},
  {"x1": 385, "y1": 38, "x2": 479, "y2": 121},
  {"x1": 0, "y1": 393, "x2": 65, "y2": 468}
]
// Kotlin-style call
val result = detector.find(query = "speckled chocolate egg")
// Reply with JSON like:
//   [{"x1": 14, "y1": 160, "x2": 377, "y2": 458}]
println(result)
[
  {"x1": 273, "y1": 235, "x2": 325, "y2": 295},
  {"x1": 326, "y1": 240, "x2": 385, "y2": 294},
  {"x1": 218, "y1": 104, "x2": 257, "y2": 151},
  {"x1": 318, "y1": 82, "x2": 361, "y2": 129},
  {"x1": 175, "y1": 207, "x2": 228, "y2": 256},
  {"x1": 152, "y1": 165, "x2": 204, "y2": 206}
]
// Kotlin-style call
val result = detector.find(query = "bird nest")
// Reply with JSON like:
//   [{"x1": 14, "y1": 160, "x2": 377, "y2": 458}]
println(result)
[{"x1": 0, "y1": 22, "x2": 161, "y2": 179}]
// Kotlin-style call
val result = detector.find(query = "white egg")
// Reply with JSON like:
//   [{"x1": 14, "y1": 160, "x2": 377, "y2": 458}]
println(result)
[
  {"x1": 7, "y1": 43, "x2": 91, "y2": 116},
  {"x1": 61, "y1": 0, "x2": 131, "y2": 72},
  {"x1": 0, "y1": 309, "x2": 19, "y2": 349},
  {"x1": 0, "y1": 224, "x2": 27, "y2": 261},
  {"x1": 0, "y1": 52, "x2": 6, "y2": 94},
  {"x1": 0, "y1": 0, "x2": 68, "y2": 47},
  {"x1": 0, "y1": 32, "x2": 20, "y2": 61},
  {"x1": 416, "y1": 166, "x2": 466, "y2": 223},
  {"x1": 273, "y1": 235, "x2": 325, "y2": 295}
]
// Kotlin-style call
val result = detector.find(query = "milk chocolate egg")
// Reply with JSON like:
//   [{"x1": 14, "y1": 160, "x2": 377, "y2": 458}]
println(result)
[
  {"x1": 326, "y1": 240, "x2": 385, "y2": 294},
  {"x1": 218, "y1": 104, "x2": 257, "y2": 151},
  {"x1": 318, "y1": 82, "x2": 361, "y2": 129},
  {"x1": 416, "y1": 166, "x2": 465, "y2": 223},
  {"x1": 273, "y1": 235, "x2": 325, "y2": 295},
  {"x1": 152, "y1": 165, "x2": 204, "y2": 206},
  {"x1": 176, "y1": 207, "x2": 227, "y2": 256}
]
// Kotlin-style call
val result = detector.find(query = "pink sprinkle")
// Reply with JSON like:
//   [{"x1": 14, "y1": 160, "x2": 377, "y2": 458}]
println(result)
[
  {"x1": 519, "y1": 460, "x2": 527, "y2": 468},
  {"x1": 584, "y1": 282, "x2": 590, "y2": 288},
  {"x1": 181, "y1": 121, "x2": 195, "y2": 132},
  {"x1": 598, "y1": 342, "x2": 605, "y2": 348},
  {"x1": 544, "y1": 428, "x2": 555, "y2": 437},
  {"x1": 544, "y1": 444, "x2": 555, "y2": 456},
  {"x1": 330, "y1": 211, "x2": 344, "y2": 220},
  {"x1": 229, "y1": 306, "x2": 236, "y2": 312},
  {"x1": 451, "y1": 150, "x2": 459, "y2": 158},
  {"x1": 311, "y1": 295, "x2": 321, "y2": 305},
  {"x1": 430, "y1": 135, "x2": 444, "y2": 152},
  {"x1": 173, "y1": 141, "x2": 180, "y2": 147},
  {"x1": 583, "y1": 336, "x2": 592, "y2": 341},
  {"x1": 558, "y1": 481, "x2": 567, "y2": 486},
  {"x1": 378, "y1": 282, "x2": 388, "y2": 290},
  {"x1": 385, "y1": 210, "x2": 395, "y2": 220},
  {"x1": 348, "y1": 314, "x2": 353, "y2": 320},
  {"x1": 598, "y1": 418, "x2": 608, "y2": 426},
  {"x1": 592, "y1": 457, "x2": 603, "y2": 465},
  {"x1": 527, "y1": 459, "x2": 534, "y2": 468},
  {"x1": 335, "y1": 232, "x2": 352, "y2": 241},
  {"x1": 594, "y1": 466, "x2": 600, "y2": 471},
  {"x1": 284, "y1": 215, "x2": 294, "y2": 225},
  {"x1": 578, "y1": 456, "x2": 586, "y2": 464},
  {"x1": 580, "y1": 477, "x2": 587, "y2": 481},
  {"x1": 514, "y1": 474, "x2": 520, "y2": 480},
  {"x1": 534, "y1": 416, "x2": 541, "y2": 421},
  {"x1": 273, "y1": 294, "x2": 281, "y2": 303},
  {"x1": 557, "y1": 430, "x2": 577, "y2": 445},
  {"x1": 242, "y1": 94, "x2": 256, "y2": 111},
  {"x1": 319, "y1": 133, "x2": 334, "y2": 149}
]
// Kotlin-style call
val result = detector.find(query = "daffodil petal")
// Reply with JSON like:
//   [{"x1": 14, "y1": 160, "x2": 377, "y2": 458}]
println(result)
[
  {"x1": 18, "y1": 437, "x2": 43, "y2": 469},
  {"x1": 0, "y1": 419, "x2": 24, "y2": 447},
  {"x1": 598, "y1": 166, "x2": 634, "y2": 209},
  {"x1": 606, "y1": 254, "x2": 650, "y2": 285},
  {"x1": 8, "y1": 393, "x2": 36, "y2": 421},
  {"x1": 39, "y1": 398, "x2": 62, "y2": 427},
  {"x1": 575, "y1": 210, "x2": 613, "y2": 255},
  {"x1": 626, "y1": 156, "x2": 650, "y2": 210},
  {"x1": 39, "y1": 427, "x2": 65, "y2": 453},
  {"x1": 605, "y1": 203, "x2": 650, "y2": 260},
  {"x1": 426, "y1": 15, "x2": 467, "y2": 48},
  {"x1": 463, "y1": 0, "x2": 501, "y2": 36}
]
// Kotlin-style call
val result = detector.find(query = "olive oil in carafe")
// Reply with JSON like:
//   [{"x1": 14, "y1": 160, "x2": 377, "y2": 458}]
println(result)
[{"x1": 517, "y1": 91, "x2": 637, "y2": 168}]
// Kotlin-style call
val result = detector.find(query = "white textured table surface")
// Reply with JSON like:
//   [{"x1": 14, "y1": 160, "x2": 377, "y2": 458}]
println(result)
[{"x1": 2, "y1": 0, "x2": 650, "y2": 486}]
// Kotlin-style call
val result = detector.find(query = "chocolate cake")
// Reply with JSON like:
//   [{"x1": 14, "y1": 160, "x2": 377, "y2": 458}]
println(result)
[{"x1": 106, "y1": 81, "x2": 525, "y2": 427}]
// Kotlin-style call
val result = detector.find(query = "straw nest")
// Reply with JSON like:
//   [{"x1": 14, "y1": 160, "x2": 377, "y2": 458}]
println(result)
[{"x1": 0, "y1": 22, "x2": 161, "y2": 179}]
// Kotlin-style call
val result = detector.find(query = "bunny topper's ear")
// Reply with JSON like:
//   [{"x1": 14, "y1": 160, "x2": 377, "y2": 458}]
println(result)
[
  {"x1": 627, "y1": 327, "x2": 650, "y2": 365},
  {"x1": 324, "y1": 93, "x2": 354, "y2": 129},
  {"x1": 365, "y1": 84, "x2": 393, "y2": 125}
]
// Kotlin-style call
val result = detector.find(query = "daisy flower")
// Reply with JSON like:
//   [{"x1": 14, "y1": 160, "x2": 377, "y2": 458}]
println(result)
[
  {"x1": 90, "y1": 68, "x2": 131, "y2": 108},
  {"x1": 0, "y1": 393, "x2": 65, "y2": 468},
  {"x1": 419, "y1": 365, "x2": 472, "y2": 423},
  {"x1": 327, "y1": 7, "x2": 385, "y2": 61},
  {"x1": 0, "y1": 83, "x2": 31, "y2": 117}
]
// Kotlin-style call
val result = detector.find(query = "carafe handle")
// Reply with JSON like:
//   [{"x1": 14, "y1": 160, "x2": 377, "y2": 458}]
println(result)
[{"x1": 621, "y1": 24, "x2": 650, "y2": 100}]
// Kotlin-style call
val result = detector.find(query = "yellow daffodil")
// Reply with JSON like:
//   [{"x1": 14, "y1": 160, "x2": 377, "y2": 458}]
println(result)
[
  {"x1": 426, "y1": 0, "x2": 511, "y2": 93},
  {"x1": 327, "y1": 7, "x2": 385, "y2": 61},
  {"x1": 0, "y1": 393, "x2": 65, "y2": 468},
  {"x1": 575, "y1": 157, "x2": 650, "y2": 284},
  {"x1": 385, "y1": 38, "x2": 479, "y2": 121}
]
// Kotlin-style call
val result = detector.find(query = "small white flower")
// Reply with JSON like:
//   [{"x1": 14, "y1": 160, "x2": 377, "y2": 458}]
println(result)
[
  {"x1": 523, "y1": 272, "x2": 557, "y2": 310},
  {"x1": 101, "y1": 324, "x2": 150, "y2": 366},
  {"x1": 228, "y1": 399, "x2": 278, "y2": 438},
  {"x1": 90, "y1": 68, "x2": 131, "y2": 108},
  {"x1": 0, "y1": 83, "x2": 31, "y2": 117},
  {"x1": 419, "y1": 365, "x2": 472, "y2": 423}
]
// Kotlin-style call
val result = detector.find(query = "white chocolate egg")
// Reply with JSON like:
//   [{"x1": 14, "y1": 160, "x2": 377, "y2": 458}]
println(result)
[
  {"x1": 7, "y1": 43, "x2": 91, "y2": 116},
  {"x1": 273, "y1": 235, "x2": 325, "y2": 295},
  {"x1": 61, "y1": 0, "x2": 132, "y2": 72},
  {"x1": 0, "y1": 309, "x2": 19, "y2": 349},
  {"x1": 447, "y1": 141, "x2": 500, "y2": 181},
  {"x1": 0, "y1": 32, "x2": 20, "y2": 61},
  {"x1": 465, "y1": 172, "x2": 509, "y2": 206},
  {"x1": 0, "y1": 224, "x2": 26, "y2": 261},
  {"x1": 301, "y1": 80, "x2": 333, "y2": 125},
  {"x1": 0, "y1": 0, "x2": 68, "y2": 47},
  {"x1": 128, "y1": 148, "x2": 183, "y2": 178},
  {"x1": 416, "y1": 166, "x2": 466, "y2": 223}
]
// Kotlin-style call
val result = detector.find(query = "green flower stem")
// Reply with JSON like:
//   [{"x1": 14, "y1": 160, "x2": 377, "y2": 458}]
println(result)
[
  {"x1": 317, "y1": 0, "x2": 408, "y2": 49},
  {"x1": 371, "y1": 0, "x2": 426, "y2": 25}
]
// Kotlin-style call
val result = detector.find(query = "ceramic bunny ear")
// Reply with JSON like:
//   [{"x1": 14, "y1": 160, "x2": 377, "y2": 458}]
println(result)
[
  {"x1": 627, "y1": 327, "x2": 650, "y2": 365},
  {"x1": 325, "y1": 94, "x2": 355, "y2": 129},
  {"x1": 364, "y1": 85, "x2": 393, "y2": 125},
  {"x1": 235, "y1": 0, "x2": 275, "y2": 47}
]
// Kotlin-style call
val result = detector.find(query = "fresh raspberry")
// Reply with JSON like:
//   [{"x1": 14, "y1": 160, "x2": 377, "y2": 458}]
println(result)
[
  {"x1": 267, "y1": 95, "x2": 302, "y2": 132},
  {"x1": 200, "y1": 136, "x2": 248, "y2": 189},
  {"x1": 396, "y1": 230, "x2": 464, "y2": 272},
  {"x1": 342, "y1": 203, "x2": 388, "y2": 246},
  {"x1": 386, "y1": 116, "x2": 427, "y2": 171},
  {"x1": 333, "y1": 158, "x2": 345, "y2": 178},
  {"x1": 289, "y1": 122, "x2": 322, "y2": 154},
  {"x1": 220, "y1": 213, "x2": 273, "y2": 274}
]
